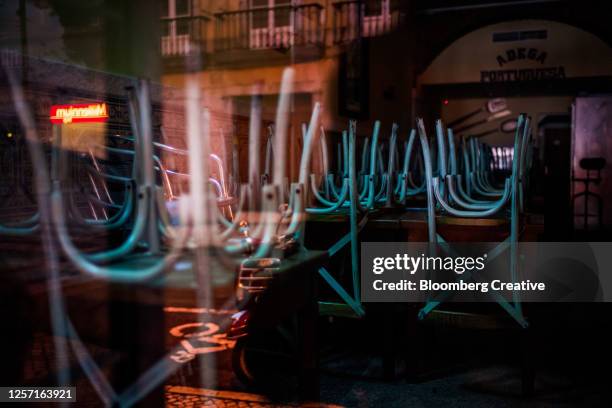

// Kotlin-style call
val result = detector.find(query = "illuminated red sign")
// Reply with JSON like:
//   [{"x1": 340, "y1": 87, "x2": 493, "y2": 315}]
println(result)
[{"x1": 50, "y1": 103, "x2": 109, "y2": 124}]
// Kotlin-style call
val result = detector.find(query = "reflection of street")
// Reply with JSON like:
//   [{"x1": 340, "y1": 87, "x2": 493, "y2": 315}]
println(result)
[
  {"x1": 164, "y1": 305, "x2": 241, "y2": 390},
  {"x1": 163, "y1": 307, "x2": 347, "y2": 407},
  {"x1": 166, "y1": 309, "x2": 236, "y2": 364}
]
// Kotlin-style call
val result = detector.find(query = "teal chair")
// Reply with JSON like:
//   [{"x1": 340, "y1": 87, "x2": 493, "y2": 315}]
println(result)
[{"x1": 416, "y1": 114, "x2": 531, "y2": 328}]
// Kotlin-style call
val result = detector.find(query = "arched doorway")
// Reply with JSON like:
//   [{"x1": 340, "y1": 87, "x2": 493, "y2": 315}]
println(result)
[{"x1": 417, "y1": 19, "x2": 612, "y2": 231}]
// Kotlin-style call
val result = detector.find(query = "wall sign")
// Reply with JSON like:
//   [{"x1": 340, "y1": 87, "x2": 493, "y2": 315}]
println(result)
[
  {"x1": 496, "y1": 47, "x2": 547, "y2": 66},
  {"x1": 419, "y1": 20, "x2": 612, "y2": 86},
  {"x1": 50, "y1": 103, "x2": 109, "y2": 124},
  {"x1": 480, "y1": 66, "x2": 566, "y2": 83},
  {"x1": 481, "y1": 47, "x2": 566, "y2": 83}
]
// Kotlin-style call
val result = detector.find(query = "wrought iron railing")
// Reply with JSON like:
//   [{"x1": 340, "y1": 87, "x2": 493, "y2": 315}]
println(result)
[
  {"x1": 333, "y1": 0, "x2": 402, "y2": 43},
  {"x1": 160, "y1": 15, "x2": 209, "y2": 57},
  {"x1": 214, "y1": 4, "x2": 324, "y2": 52}
]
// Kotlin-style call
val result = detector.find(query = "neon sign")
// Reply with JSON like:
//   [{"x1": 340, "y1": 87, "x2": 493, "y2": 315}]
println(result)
[{"x1": 50, "y1": 103, "x2": 109, "y2": 124}]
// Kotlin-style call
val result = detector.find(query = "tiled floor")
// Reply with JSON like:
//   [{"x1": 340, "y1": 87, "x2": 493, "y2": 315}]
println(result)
[{"x1": 165, "y1": 386, "x2": 342, "y2": 407}]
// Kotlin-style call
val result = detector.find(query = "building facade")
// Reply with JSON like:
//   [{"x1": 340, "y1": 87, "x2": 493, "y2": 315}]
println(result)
[{"x1": 159, "y1": 0, "x2": 406, "y2": 180}]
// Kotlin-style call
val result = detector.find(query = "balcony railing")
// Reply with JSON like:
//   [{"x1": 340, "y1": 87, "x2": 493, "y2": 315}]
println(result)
[
  {"x1": 214, "y1": 4, "x2": 325, "y2": 52},
  {"x1": 160, "y1": 15, "x2": 209, "y2": 57},
  {"x1": 333, "y1": 0, "x2": 402, "y2": 43}
]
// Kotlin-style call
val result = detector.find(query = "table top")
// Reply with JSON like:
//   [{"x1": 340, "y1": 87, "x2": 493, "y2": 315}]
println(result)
[
  {"x1": 55, "y1": 248, "x2": 327, "y2": 305},
  {"x1": 307, "y1": 207, "x2": 512, "y2": 228}
]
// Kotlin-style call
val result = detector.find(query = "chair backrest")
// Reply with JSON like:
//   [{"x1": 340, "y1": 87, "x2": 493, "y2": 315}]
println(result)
[{"x1": 416, "y1": 114, "x2": 531, "y2": 243}]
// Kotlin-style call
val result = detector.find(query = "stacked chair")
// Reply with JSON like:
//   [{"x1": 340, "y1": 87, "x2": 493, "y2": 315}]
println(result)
[
  {"x1": 3, "y1": 65, "x2": 329, "y2": 404},
  {"x1": 307, "y1": 120, "x2": 432, "y2": 318},
  {"x1": 0, "y1": 206, "x2": 39, "y2": 235},
  {"x1": 416, "y1": 114, "x2": 532, "y2": 327},
  {"x1": 3, "y1": 57, "x2": 535, "y2": 400}
]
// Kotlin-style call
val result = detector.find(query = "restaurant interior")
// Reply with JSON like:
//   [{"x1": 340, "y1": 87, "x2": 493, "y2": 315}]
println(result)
[{"x1": 1, "y1": 0, "x2": 612, "y2": 406}]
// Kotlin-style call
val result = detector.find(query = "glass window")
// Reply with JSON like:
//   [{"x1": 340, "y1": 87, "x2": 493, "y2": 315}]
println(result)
[
  {"x1": 252, "y1": 8, "x2": 268, "y2": 29},
  {"x1": 175, "y1": 0, "x2": 190, "y2": 16},
  {"x1": 161, "y1": 0, "x2": 169, "y2": 17},
  {"x1": 364, "y1": 0, "x2": 382, "y2": 16},
  {"x1": 274, "y1": 1, "x2": 290, "y2": 27}
]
